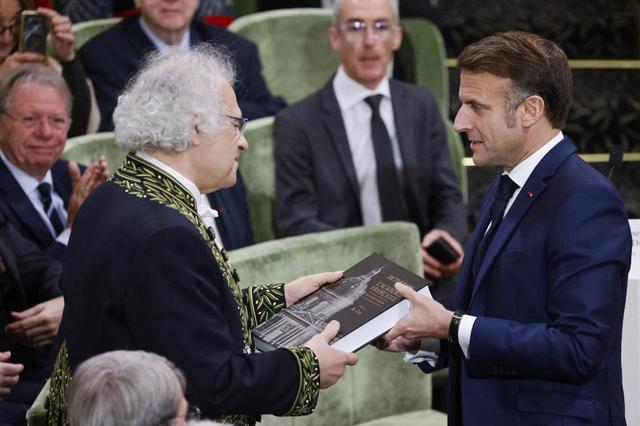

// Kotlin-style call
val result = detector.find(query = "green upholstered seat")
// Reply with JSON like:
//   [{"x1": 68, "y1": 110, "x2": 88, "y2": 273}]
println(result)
[
  {"x1": 26, "y1": 378, "x2": 49, "y2": 426},
  {"x1": 228, "y1": 9, "x2": 339, "y2": 105},
  {"x1": 445, "y1": 119, "x2": 468, "y2": 203},
  {"x1": 229, "y1": 222, "x2": 446, "y2": 425},
  {"x1": 71, "y1": 17, "x2": 122, "y2": 50},
  {"x1": 239, "y1": 116, "x2": 277, "y2": 243},
  {"x1": 61, "y1": 132, "x2": 128, "y2": 174},
  {"x1": 395, "y1": 18, "x2": 450, "y2": 117}
]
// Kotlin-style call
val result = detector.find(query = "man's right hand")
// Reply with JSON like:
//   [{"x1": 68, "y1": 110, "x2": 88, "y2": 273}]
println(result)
[
  {"x1": 0, "y1": 352, "x2": 24, "y2": 396},
  {"x1": 304, "y1": 320, "x2": 358, "y2": 389}
]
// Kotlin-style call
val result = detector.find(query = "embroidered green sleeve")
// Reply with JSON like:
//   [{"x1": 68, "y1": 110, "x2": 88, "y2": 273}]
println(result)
[
  {"x1": 283, "y1": 346, "x2": 320, "y2": 416},
  {"x1": 243, "y1": 283, "x2": 286, "y2": 329},
  {"x1": 47, "y1": 341, "x2": 72, "y2": 426}
]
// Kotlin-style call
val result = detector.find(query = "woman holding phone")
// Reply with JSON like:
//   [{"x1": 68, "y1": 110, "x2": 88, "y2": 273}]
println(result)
[{"x1": 0, "y1": 0, "x2": 99, "y2": 136}]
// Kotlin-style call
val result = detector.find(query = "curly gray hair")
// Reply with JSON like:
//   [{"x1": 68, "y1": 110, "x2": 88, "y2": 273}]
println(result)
[{"x1": 113, "y1": 44, "x2": 236, "y2": 154}]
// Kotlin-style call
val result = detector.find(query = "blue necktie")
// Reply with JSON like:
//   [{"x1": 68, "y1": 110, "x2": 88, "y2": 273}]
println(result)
[
  {"x1": 472, "y1": 175, "x2": 519, "y2": 276},
  {"x1": 37, "y1": 182, "x2": 65, "y2": 235}
]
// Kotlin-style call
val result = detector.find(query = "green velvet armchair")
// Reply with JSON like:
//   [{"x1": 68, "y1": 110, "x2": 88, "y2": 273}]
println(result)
[
  {"x1": 229, "y1": 221, "x2": 447, "y2": 425},
  {"x1": 61, "y1": 132, "x2": 128, "y2": 174}
]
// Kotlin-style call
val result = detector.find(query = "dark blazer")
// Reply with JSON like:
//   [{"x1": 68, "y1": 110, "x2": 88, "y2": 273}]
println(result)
[
  {"x1": 422, "y1": 138, "x2": 631, "y2": 425},
  {"x1": 58, "y1": 180, "x2": 304, "y2": 419},
  {"x1": 79, "y1": 16, "x2": 286, "y2": 131},
  {"x1": 0, "y1": 159, "x2": 73, "y2": 261},
  {"x1": 274, "y1": 78, "x2": 467, "y2": 242},
  {"x1": 0, "y1": 212, "x2": 62, "y2": 362},
  {"x1": 207, "y1": 173, "x2": 254, "y2": 250}
]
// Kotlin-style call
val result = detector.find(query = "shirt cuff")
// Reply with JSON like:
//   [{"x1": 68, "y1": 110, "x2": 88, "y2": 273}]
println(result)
[
  {"x1": 458, "y1": 314, "x2": 476, "y2": 359},
  {"x1": 56, "y1": 228, "x2": 71, "y2": 246},
  {"x1": 403, "y1": 337, "x2": 441, "y2": 367}
]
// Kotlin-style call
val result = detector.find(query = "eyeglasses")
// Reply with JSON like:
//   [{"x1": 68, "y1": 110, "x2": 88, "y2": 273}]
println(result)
[
  {"x1": 0, "y1": 20, "x2": 18, "y2": 35},
  {"x1": 337, "y1": 19, "x2": 396, "y2": 42},
  {"x1": 222, "y1": 113, "x2": 248, "y2": 140},
  {"x1": 2, "y1": 111, "x2": 71, "y2": 130},
  {"x1": 157, "y1": 404, "x2": 201, "y2": 425}
]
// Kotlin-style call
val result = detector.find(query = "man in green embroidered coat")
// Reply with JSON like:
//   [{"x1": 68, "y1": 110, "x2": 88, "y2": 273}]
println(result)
[{"x1": 53, "y1": 46, "x2": 358, "y2": 425}]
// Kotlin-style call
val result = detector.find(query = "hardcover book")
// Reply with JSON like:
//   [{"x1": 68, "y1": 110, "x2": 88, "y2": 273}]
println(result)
[{"x1": 252, "y1": 253, "x2": 432, "y2": 353}]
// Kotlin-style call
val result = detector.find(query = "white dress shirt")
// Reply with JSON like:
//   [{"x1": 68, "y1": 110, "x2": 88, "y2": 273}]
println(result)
[
  {"x1": 0, "y1": 150, "x2": 71, "y2": 245},
  {"x1": 407, "y1": 131, "x2": 565, "y2": 365},
  {"x1": 139, "y1": 17, "x2": 191, "y2": 52},
  {"x1": 135, "y1": 152, "x2": 224, "y2": 249},
  {"x1": 333, "y1": 66, "x2": 404, "y2": 226}
]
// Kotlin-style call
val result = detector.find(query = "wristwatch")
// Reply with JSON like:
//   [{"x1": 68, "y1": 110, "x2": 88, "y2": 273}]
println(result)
[{"x1": 448, "y1": 310, "x2": 465, "y2": 346}]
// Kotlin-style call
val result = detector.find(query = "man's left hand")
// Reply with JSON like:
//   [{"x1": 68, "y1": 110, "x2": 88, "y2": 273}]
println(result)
[
  {"x1": 284, "y1": 271, "x2": 343, "y2": 306},
  {"x1": 421, "y1": 229, "x2": 464, "y2": 279},
  {"x1": 5, "y1": 296, "x2": 64, "y2": 347}
]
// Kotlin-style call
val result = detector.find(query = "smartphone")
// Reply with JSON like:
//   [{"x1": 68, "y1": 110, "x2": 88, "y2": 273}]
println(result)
[
  {"x1": 425, "y1": 237, "x2": 460, "y2": 265},
  {"x1": 19, "y1": 11, "x2": 47, "y2": 55}
]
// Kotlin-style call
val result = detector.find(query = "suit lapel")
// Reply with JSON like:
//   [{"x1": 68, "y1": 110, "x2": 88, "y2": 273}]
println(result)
[
  {"x1": 0, "y1": 159, "x2": 54, "y2": 247},
  {"x1": 321, "y1": 82, "x2": 360, "y2": 201},
  {"x1": 469, "y1": 138, "x2": 577, "y2": 305},
  {"x1": 389, "y1": 80, "x2": 421, "y2": 217}
]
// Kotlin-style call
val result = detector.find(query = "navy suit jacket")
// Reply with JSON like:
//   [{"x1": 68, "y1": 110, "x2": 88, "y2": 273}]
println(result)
[
  {"x1": 59, "y1": 180, "x2": 299, "y2": 419},
  {"x1": 0, "y1": 159, "x2": 73, "y2": 261},
  {"x1": 206, "y1": 173, "x2": 254, "y2": 250},
  {"x1": 79, "y1": 16, "x2": 286, "y2": 131},
  {"x1": 274, "y1": 78, "x2": 467, "y2": 242},
  {"x1": 0, "y1": 212, "x2": 61, "y2": 365},
  {"x1": 423, "y1": 138, "x2": 631, "y2": 425}
]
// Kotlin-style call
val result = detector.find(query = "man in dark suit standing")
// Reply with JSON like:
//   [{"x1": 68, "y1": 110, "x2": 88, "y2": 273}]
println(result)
[
  {"x1": 383, "y1": 32, "x2": 631, "y2": 425},
  {"x1": 0, "y1": 211, "x2": 63, "y2": 424},
  {"x1": 54, "y1": 46, "x2": 357, "y2": 424},
  {"x1": 275, "y1": 0, "x2": 467, "y2": 304},
  {"x1": 0, "y1": 65, "x2": 107, "y2": 261},
  {"x1": 78, "y1": 0, "x2": 286, "y2": 132}
]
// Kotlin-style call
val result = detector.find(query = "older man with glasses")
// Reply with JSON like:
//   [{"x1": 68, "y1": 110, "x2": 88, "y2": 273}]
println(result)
[
  {"x1": 53, "y1": 46, "x2": 358, "y2": 425},
  {"x1": 0, "y1": 64, "x2": 108, "y2": 261},
  {"x1": 274, "y1": 0, "x2": 467, "y2": 307}
]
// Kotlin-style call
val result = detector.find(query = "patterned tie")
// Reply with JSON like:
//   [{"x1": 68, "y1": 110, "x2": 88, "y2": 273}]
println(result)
[
  {"x1": 364, "y1": 94, "x2": 409, "y2": 221},
  {"x1": 472, "y1": 174, "x2": 519, "y2": 276},
  {"x1": 37, "y1": 182, "x2": 65, "y2": 235}
]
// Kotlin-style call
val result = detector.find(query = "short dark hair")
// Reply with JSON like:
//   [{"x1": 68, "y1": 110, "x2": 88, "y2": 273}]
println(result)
[{"x1": 457, "y1": 31, "x2": 573, "y2": 129}]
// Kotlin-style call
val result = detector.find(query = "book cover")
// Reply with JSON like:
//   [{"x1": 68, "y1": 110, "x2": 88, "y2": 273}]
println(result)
[{"x1": 252, "y1": 252, "x2": 432, "y2": 353}]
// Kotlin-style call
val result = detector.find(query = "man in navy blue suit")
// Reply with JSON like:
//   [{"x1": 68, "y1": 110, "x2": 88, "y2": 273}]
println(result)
[
  {"x1": 0, "y1": 65, "x2": 108, "y2": 261},
  {"x1": 78, "y1": 0, "x2": 286, "y2": 132},
  {"x1": 382, "y1": 32, "x2": 631, "y2": 425},
  {"x1": 0, "y1": 211, "x2": 63, "y2": 424}
]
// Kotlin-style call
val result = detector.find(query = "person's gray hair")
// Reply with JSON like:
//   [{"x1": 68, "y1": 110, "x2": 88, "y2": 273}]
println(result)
[
  {"x1": 0, "y1": 64, "x2": 72, "y2": 116},
  {"x1": 113, "y1": 44, "x2": 236, "y2": 154},
  {"x1": 331, "y1": 0, "x2": 399, "y2": 25},
  {"x1": 67, "y1": 350, "x2": 186, "y2": 426}
]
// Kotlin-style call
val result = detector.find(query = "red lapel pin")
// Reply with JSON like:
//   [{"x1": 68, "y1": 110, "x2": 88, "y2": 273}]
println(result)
[{"x1": 527, "y1": 191, "x2": 534, "y2": 198}]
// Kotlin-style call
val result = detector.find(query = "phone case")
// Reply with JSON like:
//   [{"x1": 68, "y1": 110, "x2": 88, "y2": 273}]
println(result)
[
  {"x1": 19, "y1": 11, "x2": 47, "y2": 55},
  {"x1": 426, "y1": 237, "x2": 460, "y2": 264}
]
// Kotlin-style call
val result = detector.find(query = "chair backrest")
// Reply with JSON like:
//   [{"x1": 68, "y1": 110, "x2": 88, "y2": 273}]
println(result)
[
  {"x1": 229, "y1": 221, "x2": 433, "y2": 425},
  {"x1": 228, "y1": 9, "x2": 339, "y2": 105},
  {"x1": 72, "y1": 17, "x2": 122, "y2": 50},
  {"x1": 238, "y1": 116, "x2": 277, "y2": 243},
  {"x1": 62, "y1": 132, "x2": 128, "y2": 173},
  {"x1": 395, "y1": 18, "x2": 450, "y2": 117},
  {"x1": 445, "y1": 119, "x2": 468, "y2": 203}
]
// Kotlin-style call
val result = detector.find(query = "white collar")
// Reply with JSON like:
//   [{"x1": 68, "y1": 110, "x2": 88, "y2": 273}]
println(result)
[
  {"x1": 0, "y1": 149, "x2": 54, "y2": 193},
  {"x1": 134, "y1": 151, "x2": 218, "y2": 222},
  {"x1": 333, "y1": 66, "x2": 391, "y2": 111},
  {"x1": 138, "y1": 17, "x2": 191, "y2": 53},
  {"x1": 507, "y1": 131, "x2": 564, "y2": 188}
]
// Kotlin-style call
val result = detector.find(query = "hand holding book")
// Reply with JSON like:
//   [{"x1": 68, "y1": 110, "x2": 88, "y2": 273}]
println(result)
[{"x1": 303, "y1": 320, "x2": 359, "y2": 388}]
